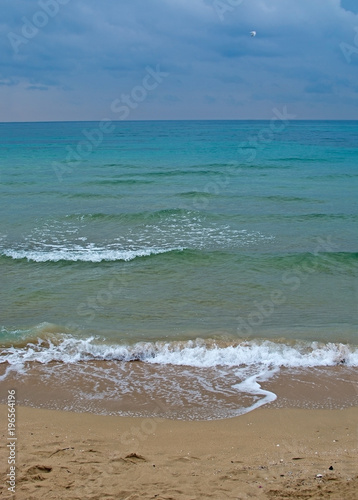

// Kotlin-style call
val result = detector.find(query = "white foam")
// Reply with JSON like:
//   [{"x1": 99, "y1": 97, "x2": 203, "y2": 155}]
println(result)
[
  {"x1": 0, "y1": 211, "x2": 274, "y2": 263},
  {"x1": 1, "y1": 337, "x2": 357, "y2": 368},
  {"x1": 1, "y1": 337, "x2": 357, "y2": 419},
  {"x1": 0, "y1": 363, "x2": 25, "y2": 382},
  {"x1": 2, "y1": 246, "x2": 182, "y2": 263},
  {"x1": 233, "y1": 368, "x2": 279, "y2": 414}
]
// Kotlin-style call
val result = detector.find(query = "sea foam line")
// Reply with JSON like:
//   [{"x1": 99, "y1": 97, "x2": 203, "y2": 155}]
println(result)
[
  {"x1": 1, "y1": 246, "x2": 183, "y2": 263},
  {"x1": 1, "y1": 337, "x2": 357, "y2": 368}
]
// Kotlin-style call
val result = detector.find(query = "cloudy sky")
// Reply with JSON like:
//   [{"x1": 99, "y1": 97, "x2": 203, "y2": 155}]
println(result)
[{"x1": 1, "y1": 0, "x2": 358, "y2": 121}]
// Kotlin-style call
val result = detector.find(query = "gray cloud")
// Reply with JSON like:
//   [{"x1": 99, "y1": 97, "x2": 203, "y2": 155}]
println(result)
[{"x1": 1, "y1": 0, "x2": 358, "y2": 121}]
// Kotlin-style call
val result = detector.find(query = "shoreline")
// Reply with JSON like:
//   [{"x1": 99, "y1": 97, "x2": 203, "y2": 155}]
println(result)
[
  {"x1": 1, "y1": 362, "x2": 357, "y2": 420},
  {"x1": 0, "y1": 404, "x2": 357, "y2": 499}
]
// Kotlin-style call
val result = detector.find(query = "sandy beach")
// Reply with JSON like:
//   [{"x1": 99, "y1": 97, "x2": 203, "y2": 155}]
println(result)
[
  {"x1": 1, "y1": 405, "x2": 357, "y2": 499},
  {"x1": 2, "y1": 1, "x2": 358, "y2": 498}
]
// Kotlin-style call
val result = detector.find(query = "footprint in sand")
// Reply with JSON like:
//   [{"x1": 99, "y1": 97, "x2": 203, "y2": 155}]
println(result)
[
  {"x1": 123, "y1": 453, "x2": 147, "y2": 464},
  {"x1": 24, "y1": 465, "x2": 53, "y2": 482}
]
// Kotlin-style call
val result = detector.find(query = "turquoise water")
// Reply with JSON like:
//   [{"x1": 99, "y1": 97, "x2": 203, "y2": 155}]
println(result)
[
  {"x1": 1, "y1": 120, "x2": 357, "y2": 341},
  {"x1": 0, "y1": 120, "x2": 357, "y2": 418}
]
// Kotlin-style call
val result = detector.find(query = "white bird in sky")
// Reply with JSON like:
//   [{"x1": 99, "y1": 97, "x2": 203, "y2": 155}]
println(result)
[{"x1": 250, "y1": 31, "x2": 256, "y2": 37}]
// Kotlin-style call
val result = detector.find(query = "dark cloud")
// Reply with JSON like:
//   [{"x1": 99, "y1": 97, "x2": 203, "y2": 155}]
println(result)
[{"x1": 1, "y1": 0, "x2": 358, "y2": 121}]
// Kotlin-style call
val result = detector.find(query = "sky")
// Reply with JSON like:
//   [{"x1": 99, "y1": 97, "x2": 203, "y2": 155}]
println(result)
[{"x1": 1, "y1": 0, "x2": 358, "y2": 121}]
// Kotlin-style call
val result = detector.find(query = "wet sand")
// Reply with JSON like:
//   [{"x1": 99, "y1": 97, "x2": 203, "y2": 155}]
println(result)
[
  {"x1": 0, "y1": 362, "x2": 357, "y2": 418},
  {"x1": 0, "y1": 404, "x2": 357, "y2": 499}
]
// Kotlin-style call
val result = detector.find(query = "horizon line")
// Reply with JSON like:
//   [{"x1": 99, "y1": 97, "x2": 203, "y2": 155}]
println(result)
[{"x1": 1, "y1": 118, "x2": 357, "y2": 125}]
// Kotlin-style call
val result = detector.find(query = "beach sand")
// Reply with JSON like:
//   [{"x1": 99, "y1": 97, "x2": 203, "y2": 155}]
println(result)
[{"x1": 0, "y1": 405, "x2": 357, "y2": 499}]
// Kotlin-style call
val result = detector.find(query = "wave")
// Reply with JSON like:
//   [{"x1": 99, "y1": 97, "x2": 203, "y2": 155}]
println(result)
[
  {"x1": 260, "y1": 195, "x2": 324, "y2": 203},
  {"x1": 251, "y1": 251, "x2": 358, "y2": 273},
  {"x1": 81, "y1": 165, "x2": 236, "y2": 184},
  {"x1": 0, "y1": 246, "x2": 183, "y2": 263},
  {"x1": 63, "y1": 210, "x2": 357, "y2": 224},
  {"x1": 63, "y1": 208, "x2": 198, "y2": 223},
  {"x1": 0, "y1": 209, "x2": 274, "y2": 264},
  {"x1": 145, "y1": 168, "x2": 229, "y2": 177},
  {"x1": 306, "y1": 173, "x2": 358, "y2": 180},
  {"x1": 271, "y1": 157, "x2": 326, "y2": 163},
  {"x1": 84, "y1": 179, "x2": 154, "y2": 186},
  {"x1": 1, "y1": 244, "x2": 357, "y2": 272},
  {"x1": 178, "y1": 191, "x2": 219, "y2": 198},
  {"x1": 1, "y1": 335, "x2": 357, "y2": 369},
  {"x1": 65, "y1": 192, "x2": 122, "y2": 199}
]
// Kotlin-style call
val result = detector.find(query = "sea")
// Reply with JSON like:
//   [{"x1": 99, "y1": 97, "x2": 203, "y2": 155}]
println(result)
[{"x1": 0, "y1": 120, "x2": 357, "y2": 420}]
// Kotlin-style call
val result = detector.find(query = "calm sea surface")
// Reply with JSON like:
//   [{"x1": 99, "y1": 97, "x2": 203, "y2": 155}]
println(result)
[{"x1": 0, "y1": 120, "x2": 357, "y2": 418}]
